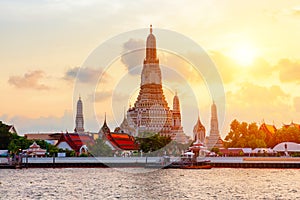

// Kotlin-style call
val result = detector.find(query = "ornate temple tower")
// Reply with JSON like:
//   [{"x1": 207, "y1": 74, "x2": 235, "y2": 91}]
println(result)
[
  {"x1": 172, "y1": 92, "x2": 181, "y2": 128},
  {"x1": 127, "y1": 25, "x2": 173, "y2": 136},
  {"x1": 206, "y1": 102, "x2": 223, "y2": 149},
  {"x1": 193, "y1": 116, "x2": 206, "y2": 144},
  {"x1": 74, "y1": 96, "x2": 84, "y2": 133},
  {"x1": 120, "y1": 112, "x2": 135, "y2": 135},
  {"x1": 99, "y1": 113, "x2": 110, "y2": 136},
  {"x1": 171, "y1": 93, "x2": 189, "y2": 143}
]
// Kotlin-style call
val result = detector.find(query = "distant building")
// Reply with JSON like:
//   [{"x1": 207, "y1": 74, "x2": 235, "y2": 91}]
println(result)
[
  {"x1": 273, "y1": 142, "x2": 300, "y2": 155},
  {"x1": 119, "y1": 113, "x2": 135, "y2": 136},
  {"x1": 283, "y1": 122, "x2": 300, "y2": 130},
  {"x1": 126, "y1": 25, "x2": 188, "y2": 143},
  {"x1": 193, "y1": 116, "x2": 206, "y2": 145},
  {"x1": 98, "y1": 116, "x2": 139, "y2": 151},
  {"x1": 259, "y1": 122, "x2": 277, "y2": 146},
  {"x1": 206, "y1": 102, "x2": 223, "y2": 149},
  {"x1": 74, "y1": 96, "x2": 84, "y2": 133},
  {"x1": 56, "y1": 132, "x2": 94, "y2": 155},
  {"x1": 24, "y1": 133, "x2": 61, "y2": 145},
  {"x1": 171, "y1": 93, "x2": 189, "y2": 144},
  {"x1": 23, "y1": 142, "x2": 46, "y2": 157}
]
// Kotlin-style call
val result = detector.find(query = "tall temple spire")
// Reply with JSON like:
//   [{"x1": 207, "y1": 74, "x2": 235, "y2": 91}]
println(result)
[
  {"x1": 141, "y1": 24, "x2": 161, "y2": 86},
  {"x1": 206, "y1": 101, "x2": 223, "y2": 149},
  {"x1": 126, "y1": 25, "x2": 188, "y2": 143},
  {"x1": 99, "y1": 112, "x2": 110, "y2": 135},
  {"x1": 74, "y1": 96, "x2": 84, "y2": 133}
]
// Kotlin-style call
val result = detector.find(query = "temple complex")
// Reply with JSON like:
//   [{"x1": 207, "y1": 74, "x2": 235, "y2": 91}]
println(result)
[
  {"x1": 126, "y1": 25, "x2": 188, "y2": 143},
  {"x1": 206, "y1": 102, "x2": 223, "y2": 149}
]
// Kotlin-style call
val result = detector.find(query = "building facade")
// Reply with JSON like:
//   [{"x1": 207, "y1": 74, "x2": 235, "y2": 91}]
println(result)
[
  {"x1": 74, "y1": 96, "x2": 84, "y2": 133},
  {"x1": 193, "y1": 116, "x2": 206, "y2": 145},
  {"x1": 126, "y1": 25, "x2": 188, "y2": 142},
  {"x1": 206, "y1": 102, "x2": 223, "y2": 149}
]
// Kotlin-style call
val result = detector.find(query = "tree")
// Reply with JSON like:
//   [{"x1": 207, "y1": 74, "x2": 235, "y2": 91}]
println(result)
[
  {"x1": 136, "y1": 133, "x2": 172, "y2": 155},
  {"x1": 271, "y1": 126, "x2": 300, "y2": 147},
  {"x1": 224, "y1": 119, "x2": 266, "y2": 148},
  {"x1": 88, "y1": 138, "x2": 113, "y2": 157},
  {"x1": 8, "y1": 135, "x2": 32, "y2": 153},
  {"x1": 0, "y1": 121, "x2": 15, "y2": 149}
]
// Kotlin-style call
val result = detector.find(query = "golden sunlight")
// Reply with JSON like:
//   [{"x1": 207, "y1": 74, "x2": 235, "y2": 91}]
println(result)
[{"x1": 228, "y1": 42, "x2": 257, "y2": 67}]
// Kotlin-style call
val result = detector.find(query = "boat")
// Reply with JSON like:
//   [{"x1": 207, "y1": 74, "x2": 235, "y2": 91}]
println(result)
[{"x1": 180, "y1": 164, "x2": 212, "y2": 169}]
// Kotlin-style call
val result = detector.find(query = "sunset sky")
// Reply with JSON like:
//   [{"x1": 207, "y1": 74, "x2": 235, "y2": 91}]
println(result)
[{"x1": 1, "y1": 1, "x2": 300, "y2": 138}]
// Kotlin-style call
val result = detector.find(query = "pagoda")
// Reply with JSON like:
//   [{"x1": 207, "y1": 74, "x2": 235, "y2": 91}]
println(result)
[
  {"x1": 206, "y1": 102, "x2": 223, "y2": 149},
  {"x1": 74, "y1": 96, "x2": 84, "y2": 133},
  {"x1": 127, "y1": 25, "x2": 187, "y2": 141}
]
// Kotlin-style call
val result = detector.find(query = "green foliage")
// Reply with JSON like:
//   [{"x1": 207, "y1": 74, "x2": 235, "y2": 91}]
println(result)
[
  {"x1": 8, "y1": 135, "x2": 32, "y2": 153},
  {"x1": 79, "y1": 153, "x2": 88, "y2": 157},
  {"x1": 0, "y1": 121, "x2": 15, "y2": 149},
  {"x1": 271, "y1": 126, "x2": 300, "y2": 147},
  {"x1": 88, "y1": 138, "x2": 113, "y2": 157},
  {"x1": 224, "y1": 119, "x2": 266, "y2": 148},
  {"x1": 7, "y1": 135, "x2": 59, "y2": 156},
  {"x1": 211, "y1": 147, "x2": 220, "y2": 153},
  {"x1": 136, "y1": 133, "x2": 172, "y2": 155}
]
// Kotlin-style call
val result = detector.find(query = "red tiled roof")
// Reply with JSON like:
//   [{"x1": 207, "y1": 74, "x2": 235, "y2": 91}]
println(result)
[
  {"x1": 57, "y1": 133, "x2": 95, "y2": 152},
  {"x1": 104, "y1": 132, "x2": 139, "y2": 150},
  {"x1": 283, "y1": 122, "x2": 300, "y2": 129},
  {"x1": 259, "y1": 123, "x2": 277, "y2": 135}
]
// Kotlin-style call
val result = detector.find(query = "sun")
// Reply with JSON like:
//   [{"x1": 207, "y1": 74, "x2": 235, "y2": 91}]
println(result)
[{"x1": 228, "y1": 43, "x2": 257, "y2": 67}]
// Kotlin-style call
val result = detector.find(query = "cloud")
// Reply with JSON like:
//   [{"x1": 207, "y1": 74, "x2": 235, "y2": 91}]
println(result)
[
  {"x1": 227, "y1": 82, "x2": 289, "y2": 106},
  {"x1": 1, "y1": 109, "x2": 101, "y2": 135},
  {"x1": 247, "y1": 57, "x2": 274, "y2": 79},
  {"x1": 8, "y1": 70, "x2": 50, "y2": 90},
  {"x1": 88, "y1": 91, "x2": 112, "y2": 103},
  {"x1": 291, "y1": 7, "x2": 300, "y2": 16},
  {"x1": 121, "y1": 38, "x2": 145, "y2": 75},
  {"x1": 226, "y1": 82, "x2": 292, "y2": 125},
  {"x1": 294, "y1": 96, "x2": 300, "y2": 112},
  {"x1": 209, "y1": 51, "x2": 241, "y2": 84},
  {"x1": 64, "y1": 67, "x2": 108, "y2": 84},
  {"x1": 276, "y1": 58, "x2": 300, "y2": 83},
  {"x1": 0, "y1": 111, "x2": 74, "y2": 135}
]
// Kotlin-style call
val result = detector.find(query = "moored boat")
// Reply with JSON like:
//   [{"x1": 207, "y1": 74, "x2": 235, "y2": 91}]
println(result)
[{"x1": 180, "y1": 164, "x2": 212, "y2": 169}]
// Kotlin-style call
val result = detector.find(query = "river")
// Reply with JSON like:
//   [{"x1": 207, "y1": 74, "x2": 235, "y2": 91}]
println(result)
[{"x1": 0, "y1": 168, "x2": 299, "y2": 199}]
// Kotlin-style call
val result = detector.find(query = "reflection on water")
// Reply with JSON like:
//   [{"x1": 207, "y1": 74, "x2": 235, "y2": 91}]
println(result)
[{"x1": 0, "y1": 168, "x2": 299, "y2": 199}]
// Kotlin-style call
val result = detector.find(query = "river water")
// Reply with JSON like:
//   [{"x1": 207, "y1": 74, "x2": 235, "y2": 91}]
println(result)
[{"x1": 0, "y1": 168, "x2": 299, "y2": 199}]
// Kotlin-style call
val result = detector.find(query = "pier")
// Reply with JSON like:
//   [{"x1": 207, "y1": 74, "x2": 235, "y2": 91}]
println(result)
[{"x1": 2, "y1": 156, "x2": 300, "y2": 169}]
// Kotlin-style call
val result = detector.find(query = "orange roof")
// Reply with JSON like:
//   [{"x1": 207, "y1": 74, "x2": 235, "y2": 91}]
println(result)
[
  {"x1": 260, "y1": 123, "x2": 276, "y2": 134},
  {"x1": 283, "y1": 122, "x2": 300, "y2": 129},
  {"x1": 104, "y1": 132, "x2": 139, "y2": 150},
  {"x1": 57, "y1": 133, "x2": 94, "y2": 153}
]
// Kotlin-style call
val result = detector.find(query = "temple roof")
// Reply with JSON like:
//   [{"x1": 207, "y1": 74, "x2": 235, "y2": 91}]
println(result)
[
  {"x1": 283, "y1": 122, "x2": 300, "y2": 129},
  {"x1": 99, "y1": 114, "x2": 110, "y2": 135},
  {"x1": 56, "y1": 133, "x2": 94, "y2": 153},
  {"x1": 103, "y1": 132, "x2": 139, "y2": 150},
  {"x1": 29, "y1": 142, "x2": 41, "y2": 149},
  {"x1": 193, "y1": 116, "x2": 205, "y2": 133},
  {"x1": 260, "y1": 123, "x2": 276, "y2": 134}
]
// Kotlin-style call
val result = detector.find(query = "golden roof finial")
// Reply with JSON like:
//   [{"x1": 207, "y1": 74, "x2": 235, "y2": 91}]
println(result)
[{"x1": 150, "y1": 24, "x2": 152, "y2": 34}]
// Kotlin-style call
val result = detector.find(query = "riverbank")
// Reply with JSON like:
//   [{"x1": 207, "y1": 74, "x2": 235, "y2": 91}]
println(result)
[{"x1": 2, "y1": 156, "x2": 300, "y2": 169}]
